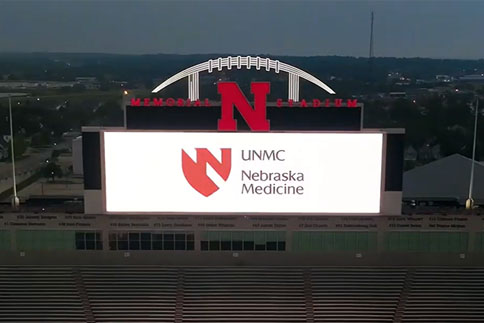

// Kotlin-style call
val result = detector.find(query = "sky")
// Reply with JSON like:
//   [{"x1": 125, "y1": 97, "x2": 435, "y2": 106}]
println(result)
[{"x1": 0, "y1": 0, "x2": 483, "y2": 59}]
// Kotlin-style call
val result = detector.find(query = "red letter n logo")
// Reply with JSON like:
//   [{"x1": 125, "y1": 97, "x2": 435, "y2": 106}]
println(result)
[
  {"x1": 217, "y1": 82, "x2": 270, "y2": 131},
  {"x1": 181, "y1": 148, "x2": 231, "y2": 197}
]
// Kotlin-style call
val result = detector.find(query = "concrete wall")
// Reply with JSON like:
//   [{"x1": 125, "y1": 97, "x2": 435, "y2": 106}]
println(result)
[
  {"x1": 0, "y1": 250, "x2": 477, "y2": 267},
  {"x1": 0, "y1": 212, "x2": 481, "y2": 266}
]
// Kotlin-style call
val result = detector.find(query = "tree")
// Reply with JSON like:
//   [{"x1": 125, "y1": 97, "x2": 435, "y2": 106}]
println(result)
[
  {"x1": 31, "y1": 131, "x2": 51, "y2": 147},
  {"x1": 42, "y1": 162, "x2": 63, "y2": 182}
]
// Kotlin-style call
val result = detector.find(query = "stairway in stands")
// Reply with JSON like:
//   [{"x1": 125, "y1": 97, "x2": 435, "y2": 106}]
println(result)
[
  {"x1": 0, "y1": 267, "x2": 85, "y2": 322},
  {"x1": 2, "y1": 266, "x2": 484, "y2": 322},
  {"x1": 182, "y1": 267, "x2": 306, "y2": 322},
  {"x1": 80, "y1": 267, "x2": 178, "y2": 322},
  {"x1": 401, "y1": 268, "x2": 484, "y2": 322},
  {"x1": 311, "y1": 268, "x2": 406, "y2": 322}
]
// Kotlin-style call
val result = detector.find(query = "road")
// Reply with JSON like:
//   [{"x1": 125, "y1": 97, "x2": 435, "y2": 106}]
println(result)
[{"x1": 0, "y1": 142, "x2": 68, "y2": 194}]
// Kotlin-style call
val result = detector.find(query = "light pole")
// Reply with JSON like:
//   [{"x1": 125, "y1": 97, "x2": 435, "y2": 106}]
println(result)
[
  {"x1": 122, "y1": 90, "x2": 129, "y2": 128},
  {"x1": 466, "y1": 95, "x2": 479, "y2": 210},
  {"x1": 8, "y1": 95, "x2": 19, "y2": 208}
]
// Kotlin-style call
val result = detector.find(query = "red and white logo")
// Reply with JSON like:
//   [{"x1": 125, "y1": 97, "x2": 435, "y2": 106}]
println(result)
[
  {"x1": 217, "y1": 82, "x2": 270, "y2": 131},
  {"x1": 181, "y1": 148, "x2": 232, "y2": 197}
]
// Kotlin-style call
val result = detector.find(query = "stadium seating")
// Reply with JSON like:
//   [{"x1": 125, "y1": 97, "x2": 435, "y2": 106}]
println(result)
[
  {"x1": 402, "y1": 268, "x2": 484, "y2": 322},
  {"x1": 1, "y1": 266, "x2": 484, "y2": 322},
  {"x1": 0, "y1": 267, "x2": 85, "y2": 322},
  {"x1": 80, "y1": 267, "x2": 178, "y2": 322},
  {"x1": 182, "y1": 267, "x2": 306, "y2": 322},
  {"x1": 311, "y1": 268, "x2": 406, "y2": 322}
]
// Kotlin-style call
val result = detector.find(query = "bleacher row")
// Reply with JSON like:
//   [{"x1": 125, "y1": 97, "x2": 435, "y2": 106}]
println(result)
[{"x1": 1, "y1": 266, "x2": 484, "y2": 322}]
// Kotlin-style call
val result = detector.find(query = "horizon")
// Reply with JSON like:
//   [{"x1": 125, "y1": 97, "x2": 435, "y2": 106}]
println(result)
[
  {"x1": 1, "y1": 1, "x2": 483, "y2": 60},
  {"x1": 0, "y1": 51, "x2": 483, "y2": 62}
]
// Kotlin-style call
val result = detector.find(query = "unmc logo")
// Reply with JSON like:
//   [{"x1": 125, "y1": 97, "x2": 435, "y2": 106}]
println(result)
[{"x1": 182, "y1": 148, "x2": 232, "y2": 197}]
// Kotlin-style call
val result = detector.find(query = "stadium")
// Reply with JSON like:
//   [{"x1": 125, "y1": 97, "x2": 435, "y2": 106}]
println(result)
[{"x1": 1, "y1": 56, "x2": 484, "y2": 322}]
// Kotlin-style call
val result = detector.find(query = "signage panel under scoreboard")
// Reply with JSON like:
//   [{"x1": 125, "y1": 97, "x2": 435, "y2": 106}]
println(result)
[
  {"x1": 126, "y1": 104, "x2": 362, "y2": 131},
  {"x1": 126, "y1": 82, "x2": 362, "y2": 131},
  {"x1": 103, "y1": 131, "x2": 383, "y2": 214}
]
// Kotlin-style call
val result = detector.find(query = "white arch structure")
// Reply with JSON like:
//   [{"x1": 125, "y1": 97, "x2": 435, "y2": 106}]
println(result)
[{"x1": 152, "y1": 56, "x2": 336, "y2": 102}]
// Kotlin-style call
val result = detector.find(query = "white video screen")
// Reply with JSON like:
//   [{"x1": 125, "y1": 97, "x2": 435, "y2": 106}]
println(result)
[{"x1": 103, "y1": 132, "x2": 383, "y2": 214}]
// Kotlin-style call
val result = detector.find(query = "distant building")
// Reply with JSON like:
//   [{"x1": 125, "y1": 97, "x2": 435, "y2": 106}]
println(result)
[
  {"x1": 387, "y1": 72, "x2": 402, "y2": 81},
  {"x1": 388, "y1": 92, "x2": 407, "y2": 98},
  {"x1": 62, "y1": 132, "x2": 81, "y2": 150},
  {"x1": 111, "y1": 81, "x2": 128, "y2": 87},
  {"x1": 459, "y1": 74, "x2": 484, "y2": 82},
  {"x1": 72, "y1": 136, "x2": 83, "y2": 176},
  {"x1": 75, "y1": 77, "x2": 97, "y2": 83},
  {"x1": 75, "y1": 77, "x2": 100, "y2": 90},
  {"x1": 403, "y1": 154, "x2": 484, "y2": 205},
  {"x1": 435, "y1": 75, "x2": 452, "y2": 83},
  {"x1": 62, "y1": 131, "x2": 81, "y2": 140},
  {"x1": 0, "y1": 81, "x2": 76, "y2": 89}
]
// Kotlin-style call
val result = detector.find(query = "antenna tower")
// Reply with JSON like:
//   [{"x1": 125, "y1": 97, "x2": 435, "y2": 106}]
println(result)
[{"x1": 369, "y1": 11, "x2": 375, "y2": 77}]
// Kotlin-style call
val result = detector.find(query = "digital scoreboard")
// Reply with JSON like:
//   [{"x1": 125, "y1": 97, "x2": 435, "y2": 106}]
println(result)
[
  {"x1": 103, "y1": 131, "x2": 383, "y2": 214},
  {"x1": 82, "y1": 57, "x2": 404, "y2": 216}
]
